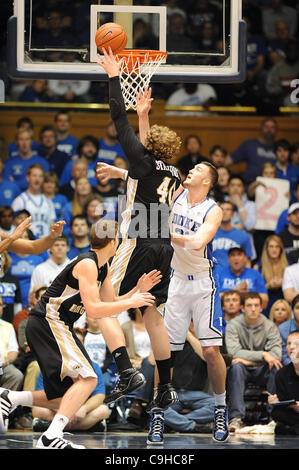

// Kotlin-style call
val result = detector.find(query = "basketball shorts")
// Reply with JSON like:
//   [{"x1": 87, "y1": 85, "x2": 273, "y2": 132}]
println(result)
[
  {"x1": 110, "y1": 238, "x2": 173, "y2": 314},
  {"x1": 26, "y1": 314, "x2": 97, "y2": 400},
  {"x1": 163, "y1": 268, "x2": 223, "y2": 349}
]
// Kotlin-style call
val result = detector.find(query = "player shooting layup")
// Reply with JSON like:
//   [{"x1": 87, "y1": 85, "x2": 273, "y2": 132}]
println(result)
[
  {"x1": 98, "y1": 94, "x2": 230, "y2": 444},
  {"x1": 96, "y1": 48, "x2": 181, "y2": 444}
]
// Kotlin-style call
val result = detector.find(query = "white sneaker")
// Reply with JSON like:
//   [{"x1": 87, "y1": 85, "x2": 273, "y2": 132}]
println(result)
[
  {"x1": 0, "y1": 388, "x2": 13, "y2": 434},
  {"x1": 229, "y1": 417, "x2": 244, "y2": 432},
  {"x1": 36, "y1": 433, "x2": 86, "y2": 449}
]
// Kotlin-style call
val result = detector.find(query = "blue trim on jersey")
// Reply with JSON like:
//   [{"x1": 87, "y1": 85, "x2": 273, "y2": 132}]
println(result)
[
  {"x1": 172, "y1": 188, "x2": 185, "y2": 205},
  {"x1": 203, "y1": 201, "x2": 216, "y2": 222}
]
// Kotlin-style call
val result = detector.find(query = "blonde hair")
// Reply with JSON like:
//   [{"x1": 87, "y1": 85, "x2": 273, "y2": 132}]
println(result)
[
  {"x1": 145, "y1": 124, "x2": 181, "y2": 161},
  {"x1": 0, "y1": 251, "x2": 12, "y2": 274},
  {"x1": 72, "y1": 177, "x2": 92, "y2": 216},
  {"x1": 269, "y1": 299, "x2": 292, "y2": 323},
  {"x1": 260, "y1": 235, "x2": 288, "y2": 283}
]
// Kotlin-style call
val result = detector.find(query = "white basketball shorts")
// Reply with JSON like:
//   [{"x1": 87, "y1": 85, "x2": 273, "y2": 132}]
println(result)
[{"x1": 163, "y1": 268, "x2": 223, "y2": 350}]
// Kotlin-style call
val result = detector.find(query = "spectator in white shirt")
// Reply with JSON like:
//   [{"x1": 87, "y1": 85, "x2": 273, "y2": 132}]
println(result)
[
  {"x1": 0, "y1": 295, "x2": 23, "y2": 390},
  {"x1": 29, "y1": 234, "x2": 70, "y2": 291},
  {"x1": 282, "y1": 261, "x2": 299, "y2": 304},
  {"x1": 12, "y1": 164, "x2": 56, "y2": 238}
]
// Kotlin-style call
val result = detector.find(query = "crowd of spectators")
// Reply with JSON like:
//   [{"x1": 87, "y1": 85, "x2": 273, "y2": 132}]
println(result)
[
  {"x1": 0, "y1": 109, "x2": 298, "y2": 435},
  {"x1": 0, "y1": 0, "x2": 299, "y2": 438},
  {"x1": 1, "y1": 1, "x2": 299, "y2": 112}
]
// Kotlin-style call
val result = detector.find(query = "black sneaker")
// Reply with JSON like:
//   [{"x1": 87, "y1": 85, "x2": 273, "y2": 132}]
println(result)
[
  {"x1": 36, "y1": 433, "x2": 85, "y2": 449},
  {"x1": 32, "y1": 418, "x2": 51, "y2": 432},
  {"x1": 104, "y1": 368, "x2": 146, "y2": 405},
  {"x1": 146, "y1": 383, "x2": 179, "y2": 412},
  {"x1": 0, "y1": 388, "x2": 13, "y2": 434},
  {"x1": 212, "y1": 405, "x2": 230, "y2": 443},
  {"x1": 147, "y1": 410, "x2": 164, "y2": 446}
]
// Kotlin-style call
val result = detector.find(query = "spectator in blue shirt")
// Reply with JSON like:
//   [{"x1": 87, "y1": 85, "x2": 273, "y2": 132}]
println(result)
[
  {"x1": 274, "y1": 139, "x2": 299, "y2": 203},
  {"x1": 53, "y1": 110, "x2": 78, "y2": 157},
  {"x1": 218, "y1": 246, "x2": 269, "y2": 310},
  {"x1": 98, "y1": 120, "x2": 126, "y2": 165},
  {"x1": 19, "y1": 80, "x2": 54, "y2": 103},
  {"x1": 213, "y1": 201, "x2": 253, "y2": 268},
  {"x1": 42, "y1": 171, "x2": 68, "y2": 221},
  {"x1": 3, "y1": 129, "x2": 50, "y2": 191},
  {"x1": 244, "y1": 15, "x2": 267, "y2": 95},
  {"x1": 224, "y1": 118, "x2": 278, "y2": 185},
  {"x1": 278, "y1": 294, "x2": 299, "y2": 365},
  {"x1": 59, "y1": 135, "x2": 99, "y2": 188},
  {"x1": 0, "y1": 158, "x2": 21, "y2": 207},
  {"x1": 67, "y1": 215, "x2": 90, "y2": 260},
  {"x1": 8, "y1": 117, "x2": 40, "y2": 159},
  {"x1": 275, "y1": 182, "x2": 299, "y2": 233},
  {"x1": 38, "y1": 125, "x2": 70, "y2": 178}
]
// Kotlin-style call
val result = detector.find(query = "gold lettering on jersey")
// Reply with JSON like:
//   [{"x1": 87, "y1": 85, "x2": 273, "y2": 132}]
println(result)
[
  {"x1": 69, "y1": 304, "x2": 86, "y2": 315},
  {"x1": 155, "y1": 160, "x2": 180, "y2": 178}
]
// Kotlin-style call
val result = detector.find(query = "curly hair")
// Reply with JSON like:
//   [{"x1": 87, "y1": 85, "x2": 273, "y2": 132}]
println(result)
[{"x1": 145, "y1": 124, "x2": 181, "y2": 161}]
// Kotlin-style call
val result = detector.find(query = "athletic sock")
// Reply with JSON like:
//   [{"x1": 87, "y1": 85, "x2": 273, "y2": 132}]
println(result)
[
  {"x1": 214, "y1": 391, "x2": 226, "y2": 407},
  {"x1": 112, "y1": 346, "x2": 132, "y2": 373},
  {"x1": 156, "y1": 358, "x2": 171, "y2": 385},
  {"x1": 8, "y1": 390, "x2": 33, "y2": 407},
  {"x1": 44, "y1": 414, "x2": 69, "y2": 439}
]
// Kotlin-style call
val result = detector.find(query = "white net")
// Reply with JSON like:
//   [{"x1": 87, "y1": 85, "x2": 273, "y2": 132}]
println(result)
[{"x1": 116, "y1": 50, "x2": 167, "y2": 111}]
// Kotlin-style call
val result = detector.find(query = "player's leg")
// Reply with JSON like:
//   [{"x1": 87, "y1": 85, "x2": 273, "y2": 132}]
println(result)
[
  {"x1": 26, "y1": 315, "x2": 97, "y2": 448},
  {"x1": 103, "y1": 239, "x2": 148, "y2": 404},
  {"x1": 98, "y1": 316, "x2": 146, "y2": 404},
  {"x1": 146, "y1": 275, "x2": 191, "y2": 445},
  {"x1": 192, "y1": 273, "x2": 229, "y2": 443}
]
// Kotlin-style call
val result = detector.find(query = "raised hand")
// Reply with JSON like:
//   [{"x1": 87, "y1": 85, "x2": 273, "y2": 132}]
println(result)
[
  {"x1": 136, "y1": 87, "x2": 153, "y2": 117},
  {"x1": 50, "y1": 220, "x2": 66, "y2": 239},
  {"x1": 11, "y1": 217, "x2": 32, "y2": 241},
  {"x1": 136, "y1": 270, "x2": 162, "y2": 292},
  {"x1": 97, "y1": 47, "x2": 123, "y2": 78},
  {"x1": 96, "y1": 162, "x2": 126, "y2": 183}
]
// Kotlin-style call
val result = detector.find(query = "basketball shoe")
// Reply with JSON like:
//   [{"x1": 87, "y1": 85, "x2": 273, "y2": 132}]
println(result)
[
  {"x1": 147, "y1": 410, "x2": 164, "y2": 446},
  {"x1": 212, "y1": 405, "x2": 230, "y2": 442},
  {"x1": 146, "y1": 383, "x2": 179, "y2": 412},
  {"x1": 104, "y1": 368, "x2": 146, "y2": 404}
]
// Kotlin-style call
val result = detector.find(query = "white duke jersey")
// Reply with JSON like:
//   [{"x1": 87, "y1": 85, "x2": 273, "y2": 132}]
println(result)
[
  {"x1": 12, "y1": 191, "x2": 56, "y2": 237},
  {"x1": 170, "y1": 189, "x2": 217, "y2": 274}
]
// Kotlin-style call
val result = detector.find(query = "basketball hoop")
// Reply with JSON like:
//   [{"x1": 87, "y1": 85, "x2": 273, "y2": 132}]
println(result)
[{"x1": 115, "y1": 49, "x2": 167, "y2": 111}]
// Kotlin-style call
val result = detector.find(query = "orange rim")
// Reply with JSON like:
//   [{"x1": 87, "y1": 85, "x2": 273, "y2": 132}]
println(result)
[{"x1": 116, "y1": 49, "x2": 167, "y2": 73}]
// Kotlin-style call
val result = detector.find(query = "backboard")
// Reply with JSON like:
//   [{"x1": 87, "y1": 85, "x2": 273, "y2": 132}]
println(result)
[{"x1": 7, "y1": 0, "x2": 247, "y2": 83}]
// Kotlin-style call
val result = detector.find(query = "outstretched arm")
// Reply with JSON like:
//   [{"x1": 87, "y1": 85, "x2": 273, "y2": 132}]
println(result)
[
  {"x1": 6, "y1": 220, "x2": 66, "y2": 255},
  {"x1": 136, "y1": 87, "x2": 153, "y2": 145},
  {"x1": 97, "y1": 48, "x2": 152, "y2": 175},
  {"x1": 0, "y1": 217, "x2": 32, "y2": 254},
  {"x1": 73, "y1": 259, "x2": 156, "y2": 319}
]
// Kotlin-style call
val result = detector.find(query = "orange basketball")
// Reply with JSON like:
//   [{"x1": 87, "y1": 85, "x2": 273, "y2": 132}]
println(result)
[{"x1": 95, "y1": 22, "x2": 127, "y2": 55}]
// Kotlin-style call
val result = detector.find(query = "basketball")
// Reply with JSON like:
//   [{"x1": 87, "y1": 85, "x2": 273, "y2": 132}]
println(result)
[{"x1": 95, "y1": 22, "x2": 127, "y2": 55}]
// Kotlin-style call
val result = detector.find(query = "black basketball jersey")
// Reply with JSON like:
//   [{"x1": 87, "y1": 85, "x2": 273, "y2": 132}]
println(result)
[
  {"x1": 109, "y1": 77, "x2": 181, "y2": 240},
  {"x1": 30, "y1": 250, "x2": 108, "y2": 327}
]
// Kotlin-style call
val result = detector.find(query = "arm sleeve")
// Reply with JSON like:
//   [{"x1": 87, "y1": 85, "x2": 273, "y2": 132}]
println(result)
[{"x1": 108, "y1": 77, "x2": 153, "y2": 176}]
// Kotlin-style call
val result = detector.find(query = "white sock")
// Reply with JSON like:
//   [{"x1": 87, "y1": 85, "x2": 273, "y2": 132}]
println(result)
[
  {"x1": 44, "y1": 414, "x2": 69, "y2": 439},
  {"x1": 214, "y1": 391, "x2": 226, "y2": 407},
  {"x1": 8, "y1": 391, "x2": 33, "y2": 407}
]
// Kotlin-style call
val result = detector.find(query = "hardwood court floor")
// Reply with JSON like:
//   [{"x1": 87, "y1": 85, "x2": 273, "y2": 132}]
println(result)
[{"x1": 0, "y1": 430, "x2": 298, "y2": 450}]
